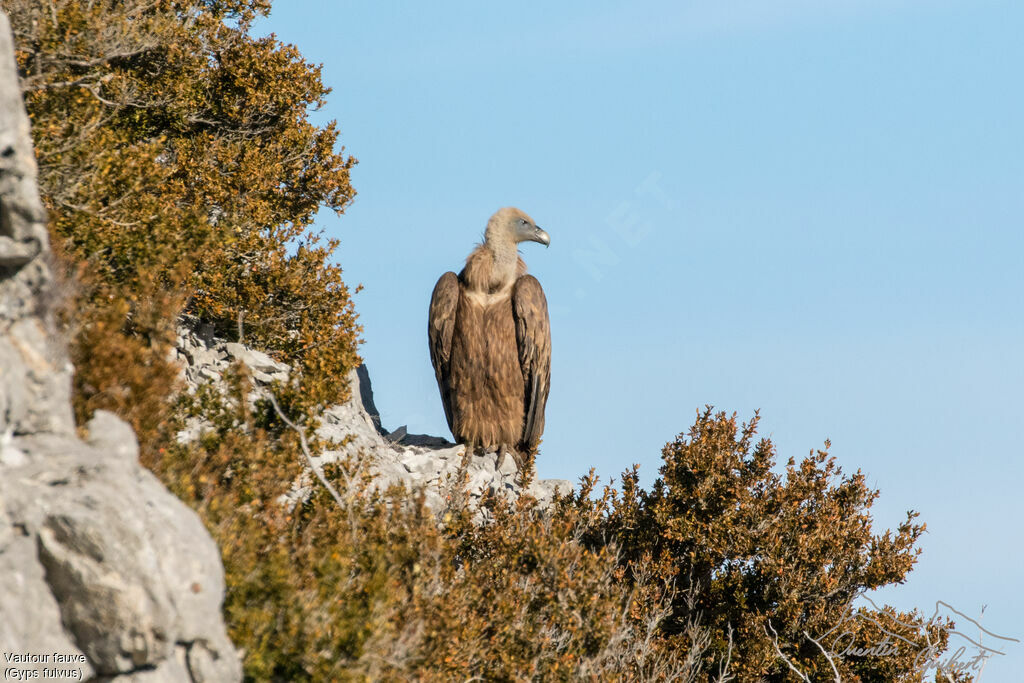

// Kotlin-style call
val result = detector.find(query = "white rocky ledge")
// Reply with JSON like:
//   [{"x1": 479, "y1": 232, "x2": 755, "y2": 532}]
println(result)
[{"x1": 175, "y1": 330, "x2": 574, "y2": 514}]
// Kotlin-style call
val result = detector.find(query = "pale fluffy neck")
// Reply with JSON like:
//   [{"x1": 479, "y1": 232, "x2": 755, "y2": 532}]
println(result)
[
  {"x1": 486, "y1": 233, "x2": 519, "y2": 285},
  {"x1": 462, "y1": 238, "x2": 525, "y2": 295}
]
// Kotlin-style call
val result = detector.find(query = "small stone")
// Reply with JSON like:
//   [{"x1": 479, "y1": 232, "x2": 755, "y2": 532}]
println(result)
[
  {"x1": 224, "y1": 343, "x2": 289, "y2": 375},
  {"x1": 0, "y1": 433, "x2": 26, "y2": 467},
  {"x1": 0, "y1": 235, "x2": 39, "y2": 267},
  {"x1": 386, "y1": 425, "x2": 408, "y2": 443},
  {"x1": 497, "y1": 453, "x2": 517, "y2": 476},
  {"x1": 466, "y1": 469, "x2": 494, "y2": 495},
  {"x1": 199, "y1": 367, "x2": 221, "y2": 381}
]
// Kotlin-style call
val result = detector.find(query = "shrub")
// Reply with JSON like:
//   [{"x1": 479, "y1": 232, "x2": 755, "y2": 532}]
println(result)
[
  {"x1": 8, "y1": 0, "x2": 360, "y2": 450},
  {"x1": 600, "y1": 409, "x2": 960, "y2": 681},
  {"x1": 159, "y1": 371, "x2": 701, "y2": 681}
]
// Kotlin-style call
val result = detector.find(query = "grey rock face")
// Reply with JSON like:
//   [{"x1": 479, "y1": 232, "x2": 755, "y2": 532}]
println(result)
[
  {"x1": 175, "y1": 328, "x2": 290, "y2": 394},
  {"x1": 316, "y1": 379, "x2": 574, "y2": 513},
  {"x1": 0, "y1": 13, "x2": 74, "y2": 439},
  {"x1": 224, "y1": 342, "x2": 289, "y2": 376},
  {"x1": 0, "y1": 12, "x2": 241, "y2": 682},
  {"x1": 177, "y1": 329, "x2": 574, "y2": 514}
]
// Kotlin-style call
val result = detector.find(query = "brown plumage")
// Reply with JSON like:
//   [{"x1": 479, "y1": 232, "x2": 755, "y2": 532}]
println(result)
[{"x1": 428, "y1": 207, "x2": 551, "y2": 460}]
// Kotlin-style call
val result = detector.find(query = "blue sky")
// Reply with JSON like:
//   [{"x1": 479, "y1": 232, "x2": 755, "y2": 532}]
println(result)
[{"x1": 258, "y1": 1, "x2": 1022, "y2": 677}]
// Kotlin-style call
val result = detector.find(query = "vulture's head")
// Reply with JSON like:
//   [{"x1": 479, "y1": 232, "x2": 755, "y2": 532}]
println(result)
[{"x1": 486, "y1": 207, "x2": 550, "y2": 248}]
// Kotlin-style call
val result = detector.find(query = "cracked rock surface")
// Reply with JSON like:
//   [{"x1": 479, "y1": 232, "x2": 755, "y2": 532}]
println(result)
[
  {"x1": 314, "y1": 372, "x2": 575, "y2": 514},
  {"x1": 176, "y1": 330, "x2": 575, "y2": 516},
  {"x1": 0, "y1": 12, "x2": 241, "y2": 682}
]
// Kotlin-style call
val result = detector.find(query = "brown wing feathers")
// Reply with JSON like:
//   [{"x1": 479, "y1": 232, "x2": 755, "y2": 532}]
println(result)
[
  {"x1": 427, "y1": 271, "x2": 459, "y2": 434},
  {"x1": 511, "y1": 274, "x2": 551, "y2": 450}
]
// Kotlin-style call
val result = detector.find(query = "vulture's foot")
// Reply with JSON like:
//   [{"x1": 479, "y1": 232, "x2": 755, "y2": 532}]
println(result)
[{"x1": 496, "y1": 449, "x2": 519, "y2": 475}]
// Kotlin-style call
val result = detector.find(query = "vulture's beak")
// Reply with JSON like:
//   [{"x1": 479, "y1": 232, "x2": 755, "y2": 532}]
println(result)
[{"x1": 533, "y1": 226, "x2": 550, "y2": 247}]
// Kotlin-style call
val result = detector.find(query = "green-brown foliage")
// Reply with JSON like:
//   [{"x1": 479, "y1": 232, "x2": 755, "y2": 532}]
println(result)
[
  {"x1": 599, "y1": 409, "x2": 963, "y2": 681},
  {"x1": 161, "y1": 371, "x2": 957, "y2": 680},
  {"x1": 6, "y1": 0, "x2": 360, "y2": 451},
  {"x1": 161, "y1": 371, "x2": 700, "y2": 681}
]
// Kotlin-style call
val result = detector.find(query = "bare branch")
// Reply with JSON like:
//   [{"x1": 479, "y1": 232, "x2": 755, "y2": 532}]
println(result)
[
  {"x1": 712, "y1": 625, "x2": 735, "y2": 683},
  {"x1": 804, "y1": 630, "x2": 842, "y2": 683},
  {"x1": 766, "y1": 621, "x2": 812, "y2": 682},
  {"x1": 266, "y1": 390, "x2": 345, "y2": 510}
]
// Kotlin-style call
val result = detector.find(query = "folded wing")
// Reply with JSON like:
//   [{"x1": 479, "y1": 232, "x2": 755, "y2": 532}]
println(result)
[
  {"x1": 511, "y1": 274, "x2": 551, "y2": 449},
  {"x1": 427, "y1": 271, "x2": 460, "y2": 434}
]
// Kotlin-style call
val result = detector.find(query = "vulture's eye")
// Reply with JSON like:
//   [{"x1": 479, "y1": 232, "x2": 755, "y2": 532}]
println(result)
[{"x1": 519, "y1": 218, "x2": 528, "y2": 226}]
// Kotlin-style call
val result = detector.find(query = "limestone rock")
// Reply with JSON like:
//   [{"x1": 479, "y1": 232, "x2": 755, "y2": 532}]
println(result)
[
  {"x1": 176, "y1": 323, "x2": 577, "y2": 515},
  {"x1": 86, "y1": 409, "x2": 141, "y2": 463},
  {"x1": 312, "y1": 366, "x2": 575, "y2": 512},
  {"x1": 0, "y1": 12, "x2": 74, "y2": 439},
  {"x1": 224, "y1": 342, "x2": 289, "y2": 377},
  {"x1": 0, "y1": 11, "x2": 241, "y2": 682}
]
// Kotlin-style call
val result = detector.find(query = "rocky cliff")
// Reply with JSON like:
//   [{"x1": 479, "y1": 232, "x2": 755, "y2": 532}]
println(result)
[
  {"x1": 173, "y1": 328, "x2": 574, "y2": 517},
  {"x1": 0, "y1": 4, "x2": 572, "y2": 677},
  {"x1": 0, "y1": 12, "x2": 241, "y2": 682}
]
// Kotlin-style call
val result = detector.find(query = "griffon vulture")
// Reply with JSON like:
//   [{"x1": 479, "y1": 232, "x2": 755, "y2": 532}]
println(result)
[{"x1": 428, "y1": 207, "x2": 551, "y2": 463}]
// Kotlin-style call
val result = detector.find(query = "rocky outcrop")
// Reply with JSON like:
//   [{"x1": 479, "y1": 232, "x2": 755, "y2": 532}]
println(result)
[
  {"x1": 0, "y1": 19, "x2": 72, "y2": 439},
  {"x1": 174, "y1": 330, "x2": 574, "y2": 516},
  {"x1": 0, "y1": 12, "x2": 241, "y2": 682},
  {"x1": 315, "y1": 370, "x2": 574, "y2": 514}
]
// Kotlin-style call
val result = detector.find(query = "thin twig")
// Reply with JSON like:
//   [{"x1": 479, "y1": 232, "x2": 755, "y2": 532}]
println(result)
[
  {"x1": 267, "y1": 391, "x2": 345, "y2": 509},
  {"x1": 765, "y1": 621, "x2": 811, "y2": 682},
  {"x1": 713, "y1": 625, "x2": 735, "y2": 682},
  {"x1": 804, "y1": 630, "x2": 842, "y2": 683}
]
